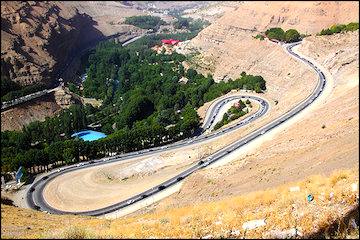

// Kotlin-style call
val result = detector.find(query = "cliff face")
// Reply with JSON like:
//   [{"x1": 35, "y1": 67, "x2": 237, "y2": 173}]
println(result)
[
  {"x1": 1, "y1": 1, "x2": 105, "y2": 87},
  {"x1": 212, "y1": 1, "x2": 359, "y2": 34}
]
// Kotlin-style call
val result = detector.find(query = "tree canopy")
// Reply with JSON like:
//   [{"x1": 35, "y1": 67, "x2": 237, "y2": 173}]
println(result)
[
  {"x1": 284, "y1": 29, "x2": 301, "y2": 43},
  {"x1": 265, "y1": 27, "x2": 301, "y2": 43},
  {"x1": 319, "y1": 22, "x2": 359, "y2": 35},
  {"x1": 124, "y1": 15, "x2": 166, "y2": 31}
]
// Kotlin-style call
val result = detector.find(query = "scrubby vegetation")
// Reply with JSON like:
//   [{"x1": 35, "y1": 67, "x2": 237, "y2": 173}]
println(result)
[
  {"x1": 1, "y1": 38, "x2": 266, "y2": 176},
  {"x1": 68, "y1": 82, "x2": 81, "y2": 95},
  {"x1": 124, "y1": 15, "x2": 166, "y2": 31},
  {"x1": 1, "y1": 77, "x2": 46, "y2": 102},
  {"x1": 213, "y1": 99, "x2": 250, "y2": 131},
  {"x1": 265, "y1": 27, "x2": 301, "y2": 43},
  {"x1": 318, "y1": 22, "x2": 359, "y2": 36},
  {"x1": 253, "y1": 34, "x2": 264, "y2": 40},
  {"x1": 173, "y1": 17, "x2": 210, "y2": 32}
]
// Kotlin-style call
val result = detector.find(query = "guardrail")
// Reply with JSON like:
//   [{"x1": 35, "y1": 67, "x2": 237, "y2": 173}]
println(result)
[{"x1": 1, "y1": 89, "x2": 50, "y2": 111}]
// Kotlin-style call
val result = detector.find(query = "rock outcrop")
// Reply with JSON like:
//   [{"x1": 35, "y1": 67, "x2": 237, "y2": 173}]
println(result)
[{"x1": 1, "y1": 1, "x2": 105, "y2": 87}]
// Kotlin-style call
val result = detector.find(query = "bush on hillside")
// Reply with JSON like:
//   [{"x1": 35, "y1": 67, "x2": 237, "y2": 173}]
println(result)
[
  {"x1": 265, "y1": 27, "x2": 285, "y2": 41},
  {"x1": 319, "y1": 22, "x2": 359, "y2": 36},
  {"x1": 284, "y1": 29, "x2": 301, "y2": 43}
]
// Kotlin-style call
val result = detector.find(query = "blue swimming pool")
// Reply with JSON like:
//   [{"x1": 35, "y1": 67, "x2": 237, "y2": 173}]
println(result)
[{"x1": 71, "y1": 130, "x2": 107, "y2": 141}]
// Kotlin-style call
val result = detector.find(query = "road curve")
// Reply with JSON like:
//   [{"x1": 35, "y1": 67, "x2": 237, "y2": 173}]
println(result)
[
  {"x1": 27, "y1": 94, "x2": 268, "y2": 214},
  {"x1": 27, "y1": 40, "x2": 326, "y2": 216}
]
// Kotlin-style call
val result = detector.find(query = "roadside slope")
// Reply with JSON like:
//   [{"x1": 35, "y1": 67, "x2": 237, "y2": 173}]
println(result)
[{"x1": 1, "y1": 168, "x2": 358, "y2": 238}]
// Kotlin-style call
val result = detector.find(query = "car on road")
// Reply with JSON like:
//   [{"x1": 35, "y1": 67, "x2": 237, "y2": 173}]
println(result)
[
  {"x1": 198, "y1": 160, "x2": 204, "y2": 165},
  {"x1": 126, "y1": 199, "x2": 134, "y2": 205},
  {"x1": 177, "y1": 176, "x2": 184, "y2": 181},
  {"x1": 260, "y1": 130, "x2": 266, "y2": 135},
  {"x1": 158, "y1": 185, "x2": 166, "y2": 190},
  {"x1": 29, "y1": 187, "x2": 35, "y2": 192},
  {"x1": 42, "y1": 176, "x2": 49, "y2": 180}
]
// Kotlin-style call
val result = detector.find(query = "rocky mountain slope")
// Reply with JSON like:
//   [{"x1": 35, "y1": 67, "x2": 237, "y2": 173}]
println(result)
[
  {"x1": 1, "y1": 1, "x2": 106, "y2": 87},
  {"x1": 0, "y1": 1, "x2": 140, "y2": 131},
  {"x1": 217, "y1": 1, "x2": 358, "y2": 34}
]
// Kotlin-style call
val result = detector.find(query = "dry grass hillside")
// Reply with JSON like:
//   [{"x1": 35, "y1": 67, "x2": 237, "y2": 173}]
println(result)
[{"x1": 1, "y1": 168, "x2": 358, "y2": 238}]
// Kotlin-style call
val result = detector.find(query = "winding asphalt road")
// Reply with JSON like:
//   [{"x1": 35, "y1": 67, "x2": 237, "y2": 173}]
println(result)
[{"x1": 27, "y1": 40, "x2": 326, "y2": 216}]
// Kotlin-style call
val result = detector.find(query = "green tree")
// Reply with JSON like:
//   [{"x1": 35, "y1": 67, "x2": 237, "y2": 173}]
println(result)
[
  {"x1": 265, "y1": 27, "x2": 285, "y2": 41},
  {"x1": 345, "y1": 22, "x2": 359, "y2": 31},
  {"x1": 284, "y1": 29, "x2": 301, "y2": 43}
]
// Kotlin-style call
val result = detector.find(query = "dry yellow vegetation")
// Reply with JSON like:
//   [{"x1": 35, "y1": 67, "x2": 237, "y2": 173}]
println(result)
[{"x1": 1, "y1": 168, "x2": 358, "y2": 238}]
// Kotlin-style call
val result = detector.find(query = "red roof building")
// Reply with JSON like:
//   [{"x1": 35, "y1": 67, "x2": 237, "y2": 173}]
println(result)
[{"x1": 161, "y1": 39, "x2": 181, "y2": 45}]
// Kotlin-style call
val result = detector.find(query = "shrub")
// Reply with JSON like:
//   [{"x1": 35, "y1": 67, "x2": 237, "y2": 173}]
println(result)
[
  {"x1": 345, "y1": 22, "x2": 359, "y2": 31},
  {"x1": 329, "y1": 24, "x2": 346, "y2": 34},
  {"x1": 319, "y1": 22, "x2": 359, "y2": 36},
  {"x1": 265, "y1": 27, "x2": 285, "y2": 41},
  {"x1": 254, "y1": 34, "x2": 265, "y2": 40},
  {"x1": 62, "y1": 226, "x2": 92, "y2": 239},
  {"x1": 284, "y1": 29, "x2": 301, "y2": 43}
]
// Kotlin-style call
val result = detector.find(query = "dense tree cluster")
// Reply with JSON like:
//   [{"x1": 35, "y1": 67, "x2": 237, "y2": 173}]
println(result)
[
  {"x1": 1, "y1": 104, "x2": 89, "y2": 173},
  {"x1": 265, "y1": 27, "x2": 301, "y2": 43},
  {"x1": 213, "y1": 99, "x2": 249, "y2": 130},
  {"x1": 124, "y1": 15, "x2": 166, "y2": 31},
  {"x1": 318, "y1": 22, "x2": 359, "y2": 36},
  {"x1": 1, "y1": 38, "x2": 266, "y2": 177}
]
